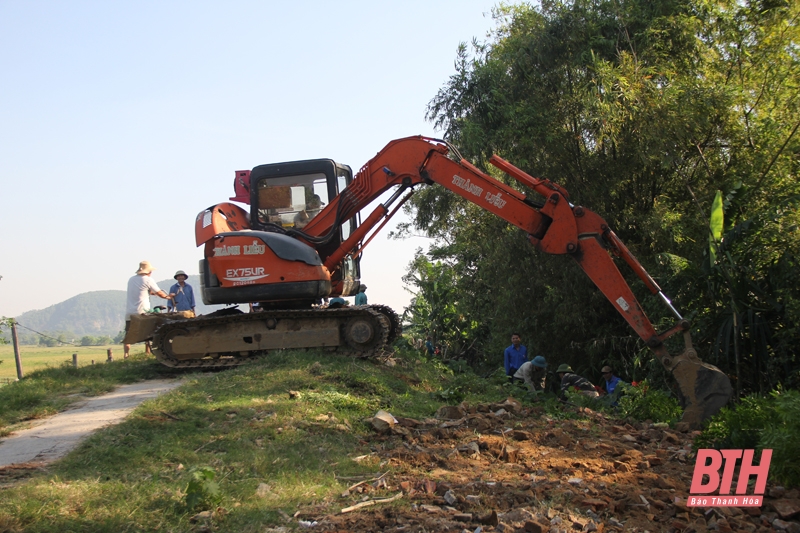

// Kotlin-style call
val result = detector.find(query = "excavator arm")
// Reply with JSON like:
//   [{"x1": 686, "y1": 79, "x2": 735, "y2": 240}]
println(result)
[{"x1": 295, "y1": 136, "x2": 732, "y2": 427}]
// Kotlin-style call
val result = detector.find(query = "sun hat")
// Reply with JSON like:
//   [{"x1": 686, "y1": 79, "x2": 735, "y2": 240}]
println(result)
[
  {"x1": 174, "y1": 270, "x2": 188, "y2": 280},
  {"x1": 531, "y1": 355, "x2": 547, "y2": 369},
  {"x1": 556, "y1": 363, "x2": 573, "y2": 373},
  {"x1": 601, "y1": 365, "x2": 613, "y2": 373},
  {"x1": 136, "y1": 261, "x2": 155, "y2": 274}
]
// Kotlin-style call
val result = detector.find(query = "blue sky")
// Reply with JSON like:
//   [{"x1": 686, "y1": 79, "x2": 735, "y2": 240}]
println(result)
[{"x1": 0, "y1": 1, "x2": 500, "y2": 317}]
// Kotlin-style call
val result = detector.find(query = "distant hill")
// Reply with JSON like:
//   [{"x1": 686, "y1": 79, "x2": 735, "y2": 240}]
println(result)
[
  {"x1": 14, "y1": 275, "x2": 234, "y2": 343},
  {"x1": 15, "y1": 290, "x2": 126, "y2": 339}
]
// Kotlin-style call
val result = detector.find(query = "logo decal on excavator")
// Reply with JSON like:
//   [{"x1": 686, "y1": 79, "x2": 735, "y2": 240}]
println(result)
[
  {"x1": 224, "y1": 267, "x2": 268, "y2": 285},
  {"x1": 214, "y1": 245, "x2": 241, "y2": 256},
  {"x1": 485, "y1": 191, "x2": 507, "y2": 209},
  {"x1": 452, "y1": 174, "x2": 484, "y2": 197},
  {"x1": 244, "y1": 240, "x2": 266, "y2": 255}
]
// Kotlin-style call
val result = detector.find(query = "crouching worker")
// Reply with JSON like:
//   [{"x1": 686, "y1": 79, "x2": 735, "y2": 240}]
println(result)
[
  {"x1": 556, "y1": 364, "x2": 599, "y2": 399},
  {"x1": 513, "y1": 355, "x2": 549, "y2": 394},
  {"x1": 601, "y1": 365, "x2": 626, "y2": 407}
]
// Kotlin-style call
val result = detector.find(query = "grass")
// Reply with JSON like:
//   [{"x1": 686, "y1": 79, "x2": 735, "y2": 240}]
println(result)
[
  {"x1": 0, "y1": 343, "x2": 145, "y2": 381},
  {"x1": 0, "y1": 347, "x2": 510, "y2": 532}
]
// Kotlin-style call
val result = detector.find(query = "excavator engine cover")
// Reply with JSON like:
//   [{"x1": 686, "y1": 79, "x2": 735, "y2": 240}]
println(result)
[{"x1": 200, "y1": 231, "x2": 331, "y2": 305}]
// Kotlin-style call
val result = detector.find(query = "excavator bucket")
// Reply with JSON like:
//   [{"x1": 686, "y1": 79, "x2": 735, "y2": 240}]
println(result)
[
  {"x1": 672, "y1": 359, "x2": 733, "y2": 429},
  {"x1": 664, "y1": 333, "x2": 733, "y2": 429}
]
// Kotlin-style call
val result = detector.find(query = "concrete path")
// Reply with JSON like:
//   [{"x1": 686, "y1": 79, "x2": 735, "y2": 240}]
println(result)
[{"x1": 0, "y1": 379, "x2": 183, "y2": 468}]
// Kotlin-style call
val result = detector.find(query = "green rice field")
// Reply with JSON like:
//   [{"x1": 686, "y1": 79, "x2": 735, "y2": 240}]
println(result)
[{"x1": 0, "y1": 343, "x2": 147, "y2": 383}]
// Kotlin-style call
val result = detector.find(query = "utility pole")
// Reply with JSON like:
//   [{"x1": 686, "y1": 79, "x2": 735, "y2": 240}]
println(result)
[{"x1": 11, "y1": 319, "x2": 23, "y2": 380}]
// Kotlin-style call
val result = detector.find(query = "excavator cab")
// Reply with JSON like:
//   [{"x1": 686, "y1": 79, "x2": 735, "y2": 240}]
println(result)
[
  {"x1": 196, "y1": 159, "x2": 363, "y2": 310},
  {"x1": 249, "y1": 160, "x2": 355, "y2": 237},
  {"x1": 247, "y1": 159, "x2": 361, "y2": 295}
]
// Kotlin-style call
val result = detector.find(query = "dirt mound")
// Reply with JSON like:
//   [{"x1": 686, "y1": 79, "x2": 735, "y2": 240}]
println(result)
[{"x1": 297, "y1": 399, "x2": 798, "y2": 533}]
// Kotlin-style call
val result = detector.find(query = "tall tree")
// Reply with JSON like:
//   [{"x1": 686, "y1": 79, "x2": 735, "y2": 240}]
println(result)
[{"x1": 401, "y1": 0, "x2": 799, "y2": 391}]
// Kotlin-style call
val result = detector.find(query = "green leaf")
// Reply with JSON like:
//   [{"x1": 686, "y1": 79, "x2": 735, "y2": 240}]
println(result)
[{"x1": 709, "y1": 190, "x2": 723, "y2": 264}]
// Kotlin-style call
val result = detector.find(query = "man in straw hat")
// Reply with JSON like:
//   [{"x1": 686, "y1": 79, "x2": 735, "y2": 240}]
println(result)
[{"x1": 124, "y1": 261, "x2": 171, "y2": 357}]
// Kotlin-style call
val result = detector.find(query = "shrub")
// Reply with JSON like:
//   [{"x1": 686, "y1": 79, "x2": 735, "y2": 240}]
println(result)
[
  {"x1": 540, "y1": 395, "x2": 583, "y2": 420},
  {"x1": 761, "y1": 390, "x2": 800, "y2": 487},
  {"x1": 433, "y1": 371, "x2": 491, "y2": 404},
  {"x1": 694, "y1": 394, "x2": 775, "y2": 450},
  {"x1": 616, "y1": 380, "x2": 682, "y2": 425},
  {"x1": 184, "y1": 466, "x2": 221, "y2": 511},
  {"x1": 696, "y1": 390, "x2": 800, "y2": 487}
]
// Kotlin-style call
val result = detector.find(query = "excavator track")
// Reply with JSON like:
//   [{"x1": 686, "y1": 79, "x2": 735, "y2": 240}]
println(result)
[
  {"x1": 151, "y1": 306, "x2": 390, "y2": 369},
  {"x1": 367, "y1": 304, "x2": 402, "y2": 345}
]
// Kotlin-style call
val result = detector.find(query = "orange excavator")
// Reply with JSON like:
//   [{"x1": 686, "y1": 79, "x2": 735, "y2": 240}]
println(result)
[{"x1": 141, "y1": 136, "x2": 731, "y2": 426}]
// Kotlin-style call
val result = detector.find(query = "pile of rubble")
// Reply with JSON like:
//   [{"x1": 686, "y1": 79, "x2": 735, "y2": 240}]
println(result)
[{"x1": 302, "y1": 399, "x2": 800, "y2": 533}]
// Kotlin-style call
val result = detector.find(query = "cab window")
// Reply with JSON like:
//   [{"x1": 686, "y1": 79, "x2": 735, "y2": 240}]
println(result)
[{"x1": 256, "y1": 173, "x2": 328, "y2": 229}]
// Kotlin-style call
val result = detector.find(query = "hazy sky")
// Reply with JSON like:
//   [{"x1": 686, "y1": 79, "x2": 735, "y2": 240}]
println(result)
[{"x1": 0, "y1": 1, "x2": 499, "y2": 318}]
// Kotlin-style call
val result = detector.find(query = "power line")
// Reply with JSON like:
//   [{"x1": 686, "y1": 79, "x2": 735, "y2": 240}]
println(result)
[{"x1": 12, "y1": 322, "x2": 81, "y2": 346}]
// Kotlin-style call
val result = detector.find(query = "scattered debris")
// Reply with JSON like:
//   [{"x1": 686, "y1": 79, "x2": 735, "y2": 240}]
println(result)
[
  {"x1": 340, "y1": 492, "x2": 403, "y2": 514},
  {"x1": 368, "y1": 410, "x2": 398, "y2": 433},
  {"x1": 300, "y1": 398, "x2": 800, "y2": 532}
]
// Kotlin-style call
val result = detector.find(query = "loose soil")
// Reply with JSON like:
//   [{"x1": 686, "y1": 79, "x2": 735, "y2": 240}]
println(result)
[{"x1": 296, "y1": 399, "x2": 799, "y2": 533}]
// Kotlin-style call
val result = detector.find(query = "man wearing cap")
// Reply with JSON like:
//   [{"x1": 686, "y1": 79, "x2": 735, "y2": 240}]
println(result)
[
  {"x1": 601, "y1": 366, "x2": 623, "y2": 396},
  {"x1": 168, "y1": 270, "x2": 196, "y2": 315},
  {"x1": 513, "y1": 355, "x2": 549, "y2": 393},
  {"x1": 354, "y1": 284, "x2": 368, "y2": 306},
  {"x1": 601, "y1": 365, "x2": 626, "y2": 406},
  {"x1": 124, "y1": 261, "x2": 171, "y2": 357},
  {"x1": 556, "y1": 364, "x2": 599, "y2": 398}
]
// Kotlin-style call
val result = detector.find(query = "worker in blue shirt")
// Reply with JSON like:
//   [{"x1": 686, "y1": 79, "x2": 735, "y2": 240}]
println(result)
[
  {"x1": 168, "y1": 270, "x2": 196, "y2": 315},
  {"x1": 504, "y1": 333, "x2": 528, "y2": 381},
  {"x1": 425, "y1": 336, "x2": 435, "y2": 356},
  {"x1": 601, "y1": 366, "x2": 623, "y2": 395},
  {"x1": 329, "y1": 296, "x2": 348, "y2": 308},
  {"x1": 354, "y1": 284, "x2": 368, "y2": 305},
  {"x1": 601, "y1": 365, "x2": 626, "y2": 406}
]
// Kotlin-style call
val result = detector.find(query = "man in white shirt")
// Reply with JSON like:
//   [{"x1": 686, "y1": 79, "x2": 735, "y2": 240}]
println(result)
[{"x1": 124, "y1": 260, "x2": 170, "y2": 357}]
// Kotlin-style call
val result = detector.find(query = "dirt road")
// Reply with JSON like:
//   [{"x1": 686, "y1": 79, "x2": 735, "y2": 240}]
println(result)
[{"x1": 0, "y1": 379, "x2": 183, "y2": 468}]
